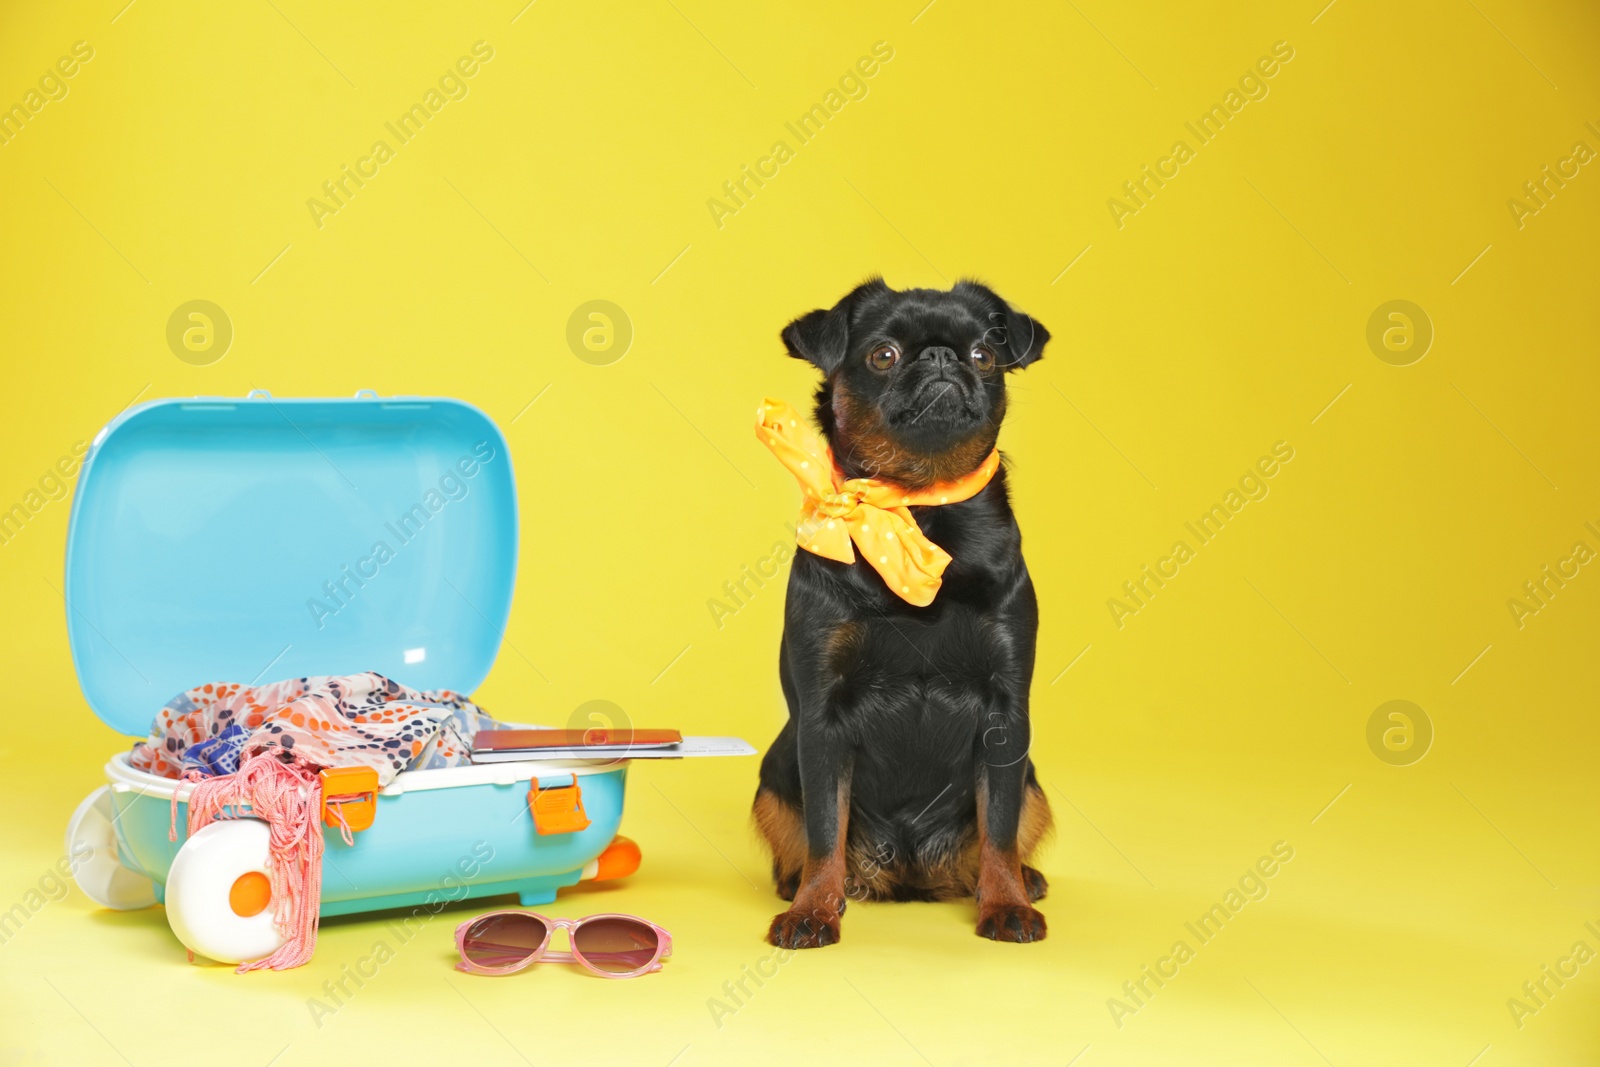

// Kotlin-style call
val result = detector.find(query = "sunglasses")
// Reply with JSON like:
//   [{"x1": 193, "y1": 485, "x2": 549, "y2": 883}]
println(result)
[{"x1": 454, "y1": 911, "x2": 672, "y2": 979}]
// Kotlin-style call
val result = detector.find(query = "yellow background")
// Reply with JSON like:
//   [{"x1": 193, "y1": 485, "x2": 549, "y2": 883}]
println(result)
[{"x1": 2, "y1": 0, "x2": 1598, "y2": 1064}]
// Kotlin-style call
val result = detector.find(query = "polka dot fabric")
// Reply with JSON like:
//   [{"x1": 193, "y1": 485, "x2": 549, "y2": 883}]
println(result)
[
  {"x1": 755, "y1": 397, "x2": 1001, "y2": 607},
  {"x1": 129, "y1": 672, "x2": 498, "y2": 786}
]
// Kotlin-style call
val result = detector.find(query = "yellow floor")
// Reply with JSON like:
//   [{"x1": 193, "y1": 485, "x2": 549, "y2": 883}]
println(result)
[{"x1": 3, "y1": 0, "x2": 1599, "y2": 1063}]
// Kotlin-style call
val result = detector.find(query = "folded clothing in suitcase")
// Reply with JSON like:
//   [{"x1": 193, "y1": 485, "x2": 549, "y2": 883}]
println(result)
[{"x1": 132, "y1": 671, "x2": 496, "y2": 783}]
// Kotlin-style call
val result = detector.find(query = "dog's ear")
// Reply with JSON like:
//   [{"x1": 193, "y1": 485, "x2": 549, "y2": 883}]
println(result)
[
  {"x1": 1000, "y1": 305, "x2": 1049, "y2": 370},
  {"x1": 959, "y1": 280, "x2": 1050, "y2": 371},
  {"x1": 781, "y1": 278, "x2": 889, "y2": 374}
]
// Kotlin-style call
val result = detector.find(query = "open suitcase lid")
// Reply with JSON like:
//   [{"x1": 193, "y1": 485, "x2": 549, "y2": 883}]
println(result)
[{"x1": 64, "y1": 391, "x2": 517, "y2": 736}]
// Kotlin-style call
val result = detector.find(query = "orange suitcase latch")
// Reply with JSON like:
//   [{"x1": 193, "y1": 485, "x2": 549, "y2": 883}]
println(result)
[
  {"x1": 320, "y1": 766, "x2": 380, "y2": 834},
  {"x1": 530, "y1": 774, "x2": 590, "y2": 835}
]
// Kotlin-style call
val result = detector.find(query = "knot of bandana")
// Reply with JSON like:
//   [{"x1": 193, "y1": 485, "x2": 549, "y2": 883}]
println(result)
[
  {"x1": 814, "y1": 489, "x2": 864, "y2": 519},
  {"x1": 755, "y1": 397, "x2": 1000, "y2": 606}
]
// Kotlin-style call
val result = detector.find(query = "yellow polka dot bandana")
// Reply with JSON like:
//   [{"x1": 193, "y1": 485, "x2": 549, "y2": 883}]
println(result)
[{"x1": 756, "y1": 397, "x2": 1001, "y2": 607}]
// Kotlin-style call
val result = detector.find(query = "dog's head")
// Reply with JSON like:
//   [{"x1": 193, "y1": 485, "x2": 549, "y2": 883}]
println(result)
[{"x1": 782, "y1": 279, "x2": 1049, "y2": 489}]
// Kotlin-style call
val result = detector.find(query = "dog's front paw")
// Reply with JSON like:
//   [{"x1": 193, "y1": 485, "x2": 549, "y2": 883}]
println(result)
[
  {"x1": 976, "y1": 902, "x2": 1047, "y2": 943},
  {"x1": 767, "y1": 907, "x2": 841, "y2": 949},
  {"x1": 1021, "y1": 865, "x2": 1049, "y2": 902}
]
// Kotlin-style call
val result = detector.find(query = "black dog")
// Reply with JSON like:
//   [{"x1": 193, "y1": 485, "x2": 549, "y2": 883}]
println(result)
[{"x1": 754, "y1": 278, "x2": 1053, "y2": 947}]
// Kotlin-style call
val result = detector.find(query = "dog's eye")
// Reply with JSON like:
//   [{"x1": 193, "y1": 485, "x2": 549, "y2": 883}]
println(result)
[
  {"x1": 866, "y1": 344, "x2": 899, "y2": 371},
  {"x1": 970, "y1": 345, "x2": 996, "y2": 371}
]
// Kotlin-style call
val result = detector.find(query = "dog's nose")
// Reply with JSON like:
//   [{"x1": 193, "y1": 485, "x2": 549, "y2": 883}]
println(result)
[{"x1": 917, "y1": 346, "x2": 959, "y2": 367}]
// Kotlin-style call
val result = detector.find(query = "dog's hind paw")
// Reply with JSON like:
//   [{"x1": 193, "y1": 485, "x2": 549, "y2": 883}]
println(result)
[
  {"x1": 1021, "y1": 865, "x2": 1049, "y2": 902},
  {"x1": 976, "y1": 903, "x2": 1047, "y2": 943},
  {"x1": 767, "y1": 908, "x2": 841, "y2": 949}
]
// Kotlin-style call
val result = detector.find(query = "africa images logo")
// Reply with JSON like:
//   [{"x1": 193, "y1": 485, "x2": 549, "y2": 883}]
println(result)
[
  {"x1": 306, "y1": 442, "x2": 497, "y2": 629},
  {"x1": 304, "y1": 42, "x2": 495, "y2": 230},
  {"x1": 1106, "y1": 40, "x2": 1295, "y2": 229},
  {"x1": 1106, "y1": 442, "x2": 1295, "y2": 628},
  {"x1": 704, "y1": 41, "x2": 895, "y2": 229}
]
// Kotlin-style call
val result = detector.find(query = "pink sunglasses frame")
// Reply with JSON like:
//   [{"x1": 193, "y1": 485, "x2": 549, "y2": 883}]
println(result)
[{"x1": 453, "y1": 910, "x2": 673, "y2": 980}]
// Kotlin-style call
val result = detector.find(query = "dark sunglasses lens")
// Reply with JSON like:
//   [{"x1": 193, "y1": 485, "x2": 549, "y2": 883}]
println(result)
[
  {"x1": 462, "y1": 913, "x2": 548, "y2": 969},
  {"x1": 572, "y1": 917, "x2": 660, "y2": 974}
]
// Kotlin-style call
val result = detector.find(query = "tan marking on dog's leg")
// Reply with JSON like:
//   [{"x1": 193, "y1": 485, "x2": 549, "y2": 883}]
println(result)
[
  {"x1": 1017, "y1": 784, "x2": 1053, "y2": 901},
  {"x1": 974, "y1": 780, "x2": 1047, "y2": 942},
  {"x1": 1018, "y1": 783, "x2": 1054, "y2": 860},
  {"x1": 753, "y1": 788, "x2": 806, "y2": 899},
  {"x1": 768, "y1": 781, "x2": 849, "y2": 948}
]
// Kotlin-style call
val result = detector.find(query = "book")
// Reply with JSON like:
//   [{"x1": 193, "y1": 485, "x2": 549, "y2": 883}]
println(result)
[
  {"x1": 473, "y1": 728, "x2": 682, "y2": 758},
  {"x1": 469, "y1": 733, "x2": 757, "y2": 764}
]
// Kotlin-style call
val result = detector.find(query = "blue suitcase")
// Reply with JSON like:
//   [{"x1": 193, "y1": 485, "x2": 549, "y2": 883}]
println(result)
[{"x1": 62, "y1": 390, "x2": 633, "y2": 964}]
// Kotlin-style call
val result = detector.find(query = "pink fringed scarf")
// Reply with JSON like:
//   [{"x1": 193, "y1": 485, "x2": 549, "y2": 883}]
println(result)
[{"x1": 170, "y1": 753, "x2": 328, "y2": 972}]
